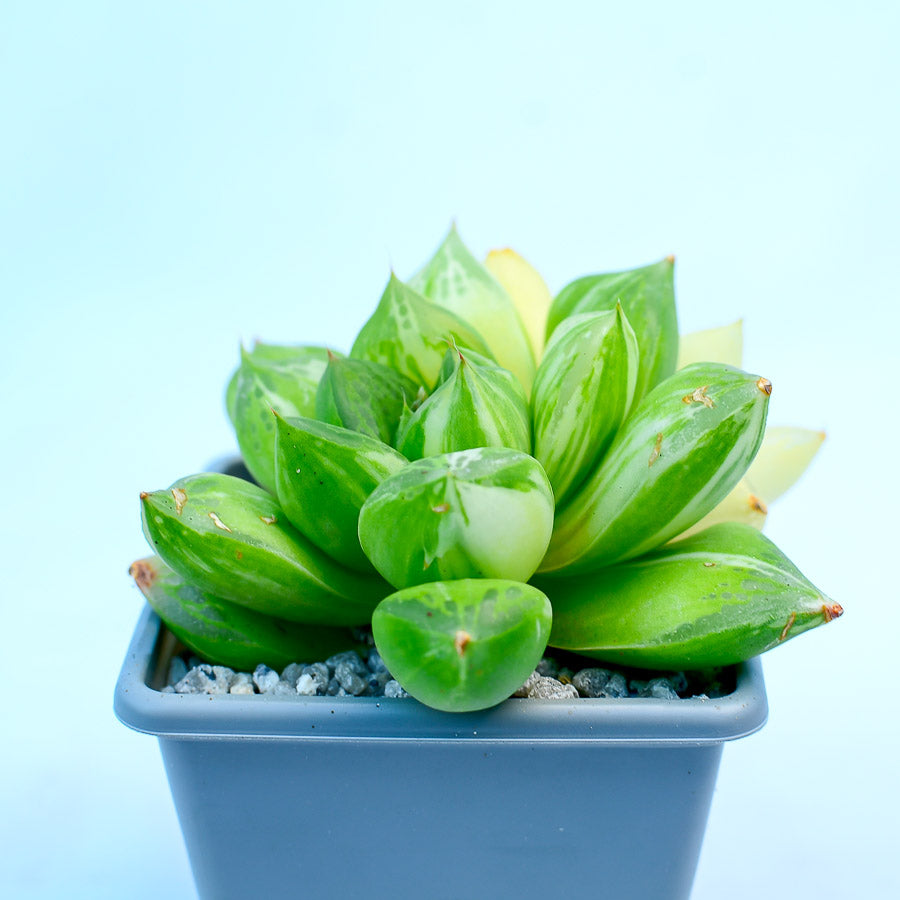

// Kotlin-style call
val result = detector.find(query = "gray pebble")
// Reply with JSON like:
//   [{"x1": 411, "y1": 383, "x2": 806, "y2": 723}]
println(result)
[
  {"x1": 335, "y1": 661, "x2": 368, "y2": 696},
  {"x1": 271, "y1": 680, "x2": 297, "y2": 697},
  {"x1": 602, "y1": 672, "x2": 629, "y2": 698},
  {"x1": 669, "y1": 672, "x2": 689, "y2": 694},
  {"x1": 281, "y1": 663, "x2": 305, "y2": 688},
  {"x1": 512, "y1": 671, "x2": 541, "y2": 698},
  {"x1": 253, "y1": 664, "x2": 280, "y2": 693},
  {"x1": 325, "y1": 676, "x2": 343, "y2": 696},
  {"x1": 161, "y1": 685, "x2": 175, "y2": 694},
  {"x1": 367, "y1": 670, "x2": 392, "y2": 694},
  {"x1": 367, "y1": 649, "x2": 389, "y2": 674},
  {"x1": 174, "y1": 664, "x2": 233, "y2": 695},
  {"x1": 383, "y1": 680, "x2": 409, "y2": 698},
  {"x1": 167, "y1": 656, "x2": 188, "y2": 687},
  {"x1": 229, "y1": 672, "x2": 255, "y2": 695},
  {"x1": 326, "y1": 651, "x2": 367, "y2": 678},
  {"x1": 527, "y1": 676, "x2": 579, "y2": 700},
  {"x1": 639, "y1": 678, "x2": 680, "y2": 700},
  {"x1": 300, "y1": 663, "x2": 329, "y2": 695},
  {"x1": 572, "y1": 668, "x2": 612, "y2": 698}
]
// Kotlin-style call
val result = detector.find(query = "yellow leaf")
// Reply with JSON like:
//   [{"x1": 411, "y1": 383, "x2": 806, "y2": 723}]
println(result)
[
  {"x1": 677, "y1": 320, "x2": 743, "y2": 369},
  {"x1": 744, "y1": 426, "x2": 825, "y2": 503},
  {"x1": 485, "y1": 248, "x2": 552, "y2": 362}
]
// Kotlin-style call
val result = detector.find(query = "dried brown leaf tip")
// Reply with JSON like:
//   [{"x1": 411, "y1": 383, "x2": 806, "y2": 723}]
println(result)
[
  {"x1": 648, "y1": 432, "x2": 663, "y2": 467},
  {"x1": 455, "y1": 630, "x2": 472, "y2": 656},
  {"x1": 129, "y1": 558, "x2": 157, "y2": 591},
  {"x1": 756, "y1": 377, "x2": 773, "y2": 395},
  {"x1": 779, "y1": 612, "x2": 797, "y2": 641},
  {"x1": 208, "y1": 512, "x2": 232, "y2": 532},
  {"x1": 748, "y1": 494, "x2": 768, "y2": 514},
  {"x1": 823, "y1": 603, "x2": 844, "y2": 622},
  {"x1": 682, "y1": 386, "x2": 714, "y2": 408},
  {"x1": 171, "y1": 487, "x2": 187, "y2": 515}
]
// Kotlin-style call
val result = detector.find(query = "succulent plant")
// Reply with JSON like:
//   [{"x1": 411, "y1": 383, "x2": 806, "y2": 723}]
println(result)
[{"x1": 134, "y1": 228, "x2": 841, "y2": 712}]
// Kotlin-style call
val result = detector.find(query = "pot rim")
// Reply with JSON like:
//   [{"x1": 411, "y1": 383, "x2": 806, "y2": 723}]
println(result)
[{"x1": 114, "y1": 605, "x2": 768, "y2": 744}]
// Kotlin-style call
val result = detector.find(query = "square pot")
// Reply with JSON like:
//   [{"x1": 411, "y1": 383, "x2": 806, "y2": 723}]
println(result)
[{"x1": 115, "y1": 606, "x2": 767, "y2": 900}]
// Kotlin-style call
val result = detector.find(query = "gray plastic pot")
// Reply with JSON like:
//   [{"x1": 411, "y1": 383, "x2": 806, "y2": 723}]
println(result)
[{"x1": 115, "y1": 605, "x2": 767, "y2": 900}]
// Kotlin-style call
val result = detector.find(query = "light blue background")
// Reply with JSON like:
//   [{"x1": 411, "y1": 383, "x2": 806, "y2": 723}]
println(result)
[{"x1": 1, "y1": 2, "x2": 897, "y2": 897}]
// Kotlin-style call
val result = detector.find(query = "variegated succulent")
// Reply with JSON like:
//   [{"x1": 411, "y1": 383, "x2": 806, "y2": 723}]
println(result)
[{"x1": 134, "y1": 227, "x2": 840, "y2": 712}]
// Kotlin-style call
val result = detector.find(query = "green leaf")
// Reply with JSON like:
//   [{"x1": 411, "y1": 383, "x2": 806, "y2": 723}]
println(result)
[
  {"x1": 350, "y1": 273, "x2": 494, "y2": 390},
  {"x1": 227, "y1": 343, "x2": 334, "y2": 493},
  {"x1": 546, "y1": 257, "x2": 678, "y2": 402},
  {"x1": 358, "y1": 448, "x2": 555, "y2": 590},
  {"x1": 541, "y1": 523, "x2": 842, "y2": 669},
  {"x1": 274, "y1": 414, "x2": 408, "y2": 573},
  {"x1": 410, "y1": 227, "x2": 536, "y2": 395},
  {"x1": 372, "y1": 579, "x2": 552, "y2": 712},
  {"x1": 140, "y1": 473, "x2": 389, "y2": 625},
  {"x1": 314, "y1": 355, "x2": 419, "y2": 446},
  {"x1": 540, "y1": 363, "x2": 771, "y2": 574},
  {"x1": 395, "y1": 345, "x2": 531, "y2": 461},
  {"x1": 532, "y1": 304, "x2": 639, "y2": 505},
  {"x1": 131, "y1": 555, "x2": 358, "y2": 671}
]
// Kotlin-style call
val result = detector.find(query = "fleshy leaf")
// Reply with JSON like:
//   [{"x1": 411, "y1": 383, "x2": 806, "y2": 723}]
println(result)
[
  {"x1": 546, "y1": 257, "x2": 678, "y2": 403},
  {"x1": 395, "y1": 345, "x2": 531, "y2": 461},
  {"x1": 677, "y1": 320, "x2": 743, "y2": 369},
  {"x1": 484, "y1": 248, "x2": 552, "y2": 362},
  {"x1": 315, "y1": 355, "x2": 418, "y2": 446},
  {"x1": 372, "y1": 579, "x2": 552, "y2": 712},
  {"x1": 744, "y1": 426, "x2": 825, "y2": 503},
  {"x1": 541, "y1": 363, "x2": 771, "y2": 574},
  {"x1": 274, "y1": 414, "x2": 408, "y2": 573},
  {"x1": 141, "y1": 473, "x2": 388, "y2": 625},
  {"x1": 542, "y1": 523, "x2": 841, "y2": 669},
  {"x1": 131, "y1": 555, "x2": 358, "y2": 670},
  {"x1": 350, "y1": 273, "x2": 494, "y2": 390},
  {"x1": 227, "y1": 344, "x2": 333, "y2": 493},
  {"x1": 532, "y1": 305, "x2": 639, "y2": 505},
  {"x1": 358, "y1": 448, "x2": 555, "y2": 590},
  {"x1": 410, "y1": 227, "x2": 536, "y2": 395}
]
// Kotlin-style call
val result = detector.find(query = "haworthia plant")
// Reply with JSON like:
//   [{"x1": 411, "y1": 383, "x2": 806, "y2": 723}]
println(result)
[
  {"x1": 372, "y1": 579, "x2": 553, "y2": 712},
  {"x1": 541, "y1": 363, "x2": 771, "y2": 574},
  {"x1": 395, "y1": 345, "x2": 531, "y2": 461},
  {"x1": 227, "y1": 344, "x2": 333, "y2": 493},
  {"x1": 141, "y1": 473, "x2": 388, "y2": 625},
  {"x1": 274, "y1": 414, "x2": 408, "y2": 573},
  {"x1": 358, "y1": 448, "x2": 555, "y2": 590},
  {"x1": 135, "y1": 231, "x2": 840, "y2": 713},
  {"x1": 350, "y1": 273, "x2": 494, "y2": 390},
  {"x1": 532, "y1": 305, "x2": 639, "y2": 505},
  {"x1": 131, "y1": 556, "x2": 357, "y2": 671},
  {"x1": 546, "y1": 257, "x2": 678, "y2": 403},
  {"x1": 315, "y1": 354, "x2": 419, "y2": 446},
  {"x1": 542, "y1": 523, "x2": 842, "y2": 669},
  {"x1": 410, "y1": 227, "x2": 536, "y2": 395}
]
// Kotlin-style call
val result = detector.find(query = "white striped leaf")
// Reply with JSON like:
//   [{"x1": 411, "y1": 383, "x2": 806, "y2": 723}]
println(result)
[
  {"x1": 540, "y1": 363, "x2": 771, "y2": 574},
  {"x1": 395, "y1": 346, "x2": 530, "y2": 461},
  {"x1": 532, "y1": 304, "x2": 639, "y2": 505},
  {"x1": 410, "y1": 227, "x2": 536, "y2": 396},
  {"x1": 358, "y1": 448, "x2": 554, "y2": 590}
]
